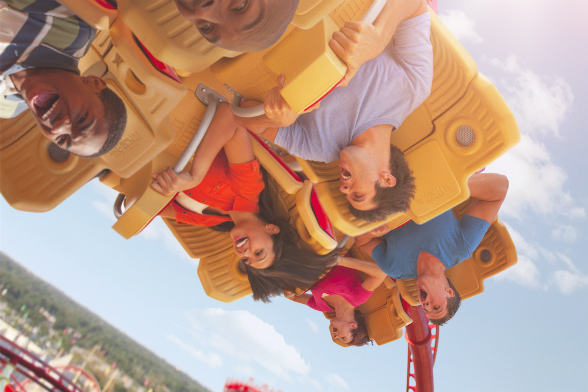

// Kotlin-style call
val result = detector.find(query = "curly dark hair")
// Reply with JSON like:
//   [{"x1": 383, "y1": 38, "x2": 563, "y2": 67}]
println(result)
[
  {"x1": 349, "y1": 144, "x2": 415, "y2": 222},
  {"x1": 429, "y1": 278, "x2": 462, "y2": 326},
  {"x1": 348, "y1": 309, "x2": 371, "y2": 347},
  {"x1": 211, "y1": 167, "x2": 338, "y2": 302},
  {"x1": 84, "y1": 87, "x2": 127, "y2": 158}
]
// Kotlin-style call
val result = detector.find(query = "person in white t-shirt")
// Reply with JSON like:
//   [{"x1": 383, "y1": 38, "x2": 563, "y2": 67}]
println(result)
[{"x1": 238, "y1": 0, "x2": 433, "y2": 222}]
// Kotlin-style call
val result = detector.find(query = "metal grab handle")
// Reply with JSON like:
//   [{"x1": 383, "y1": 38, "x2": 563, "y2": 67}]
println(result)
[
  {"x1": 362, "y1": 0, "x2": 387, "y2": 23},
  {"x1": 230, "y1": 0, "x2": 387, "y2": 118},
  {"x1": 113, "y1": 193, "x2": 125, "y2": 219},
  {"x1": 113, "y1": 92, "x2": 222, "y2": 219},
  {"x1": 230, "y1": 93, "x2": 265, "y2": 118},
  {"x1": 174, "y1": 92, "x2": 221, "y2": 171},
  {"x1": 337, "y1": 235, "x2": 350, "y2": 250}
]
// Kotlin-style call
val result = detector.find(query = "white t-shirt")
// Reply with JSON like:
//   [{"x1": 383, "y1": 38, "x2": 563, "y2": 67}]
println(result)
[{"x1": 274, "y1": 12, "x2": 433, "y2": 163}]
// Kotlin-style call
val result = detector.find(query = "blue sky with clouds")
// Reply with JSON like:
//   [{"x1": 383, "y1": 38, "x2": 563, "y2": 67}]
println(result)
[{"x1": 1, "y1": 0, "x2": 587, "y2": 391}]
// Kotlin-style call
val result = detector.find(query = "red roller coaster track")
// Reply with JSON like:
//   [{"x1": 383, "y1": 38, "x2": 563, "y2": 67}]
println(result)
[{"x1": 0, "y1": 335, "x2": 99, "y2": 392}]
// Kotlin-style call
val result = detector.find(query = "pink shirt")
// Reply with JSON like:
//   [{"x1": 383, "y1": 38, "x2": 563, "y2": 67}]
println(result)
[{"x1": 306, "y1": 266, "x2": 373, "y2": 312}]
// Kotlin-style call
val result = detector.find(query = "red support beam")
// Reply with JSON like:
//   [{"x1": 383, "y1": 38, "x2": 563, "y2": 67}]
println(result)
[{"x1": 405, "y1": 305, "x2": 435, "y2": 392}]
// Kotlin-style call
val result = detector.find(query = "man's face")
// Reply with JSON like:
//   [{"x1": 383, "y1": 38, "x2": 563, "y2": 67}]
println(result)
[
  {"x1": 338, "y1": 146, "x2": 380, "y2": 211},
  {"x1": 19, "y1": 73, "x2": 109, "y2": 157},
  {"x1": 417, "y1": 276, "x2": 455, "y2": 320},
  {"x1": 174, "y1": 0, "x2": 294, "y2": 51}
]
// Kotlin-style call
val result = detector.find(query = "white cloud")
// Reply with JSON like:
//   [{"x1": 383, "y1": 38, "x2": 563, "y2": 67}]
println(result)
[
  {"x1": 552, "y1": 270, "x2": 588, "y2": 295},
  {"x1": 306, "y1": 319, "x2": 319, "y2": 333},
  {"x1": 555, "y1": 253, "x2": 582, "y2": 274},
  {"x1": 185, "y1": 308, "x2": 314, "y2": 384},
  {"x1": 439, "y1": 10, "x2": 483, "y2": 44},
  {"x1": 494, "y1": 223, "x2": 588, "y2": 294},
  {"x1": 494, "y1": 254, "x2": 541, "y2": 289},
  {"x1": 484, "y1": 55, "x2": 584, "y2": 221},
  {"x1": 324, "y1": 373, "x2": 350, "y2": 391},
  {"x1": 551, "y1": 224, "x2": 578, "y2": 243},
  {"x1": 487, "y1": 135, "x2": 584, "y2": 220},
  {"x1": 490, "y1": 55, "x2": 574, "y2": 138},
  {"x1": 167, "y1": 334, "x2": 223, "y2": 368},
  {"x1": 91, "y1": 200, "x2": 116, "y2": 222}
]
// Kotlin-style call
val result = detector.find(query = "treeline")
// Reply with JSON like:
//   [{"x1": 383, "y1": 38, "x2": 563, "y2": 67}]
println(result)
[{"x1": 0, "y1": 251, "x2": 210, "y2": 392}]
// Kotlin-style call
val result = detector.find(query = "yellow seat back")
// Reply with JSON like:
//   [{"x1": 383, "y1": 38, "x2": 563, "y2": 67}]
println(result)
[
  {"x1": 295, "y1": 10, "x2": 519, "y2": 236},
  {"x1": 0, "y1": 112, "x2": 107, "y2": 212}
]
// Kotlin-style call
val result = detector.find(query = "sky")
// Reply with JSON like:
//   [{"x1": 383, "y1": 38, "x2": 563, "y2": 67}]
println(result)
[{"x1": 1, "y1": 0, "x2": 588, "y2": 391}]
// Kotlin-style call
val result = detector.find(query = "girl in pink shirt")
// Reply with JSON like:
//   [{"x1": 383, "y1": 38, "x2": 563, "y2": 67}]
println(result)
[{"x1": 286, "y1": 256, "x2": 387, "y2": 346}]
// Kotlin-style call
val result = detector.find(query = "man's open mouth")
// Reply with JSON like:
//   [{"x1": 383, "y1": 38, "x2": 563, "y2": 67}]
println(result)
[
  {"x1": 419, "y1": 289, "x2": 427, "y2": 301},
  {"x1": 339, "y1": 166, "x2": 351, "y2": 180},
  {"x1": 32, "y1": 92, "x2": 60, "y2": 122}
]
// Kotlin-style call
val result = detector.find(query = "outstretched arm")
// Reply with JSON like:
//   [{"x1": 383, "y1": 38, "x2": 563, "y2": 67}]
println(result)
[
  {"x1": 337, "y1": 256, "x2": 387, "y2": 292},
  {"x1": 355, "y1": 224, "x2": 390, "y2": 259},
  {"x1": 151, "y1": 102, "x2": 248, "y2": 196},
  {"x1": 284, "y1": 291, "x2": 312, "y2": 305},
  {"x1": 464, "y1": 173, "x2": 509, "y2": 224},
  {"x1": 329, "y1": 0, "x2": 428, "y2": 87}
]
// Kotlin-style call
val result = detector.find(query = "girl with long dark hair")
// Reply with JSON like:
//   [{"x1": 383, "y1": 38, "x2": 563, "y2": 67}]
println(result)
[{"x1": 151, "y1": 103, "x2": 337, "y2": 302}]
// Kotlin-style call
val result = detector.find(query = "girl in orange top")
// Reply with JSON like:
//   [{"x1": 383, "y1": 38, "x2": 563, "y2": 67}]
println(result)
[{"x1": 151, "y1": 102, "x2": 337, "y2": 302}]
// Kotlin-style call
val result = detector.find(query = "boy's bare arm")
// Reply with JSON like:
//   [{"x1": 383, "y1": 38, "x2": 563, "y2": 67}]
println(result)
[
  {"x1": 285, "y1": 291, "x2": 312, "y2": 305},
  {"x1": 355, "y1": 224, "x2": 391, "y2": 246},
  {"x1": 338, "y1": 256, "x2": 385, "y2": 279},
  {"x1": 338, "y1": 256, "x2": 387, "y2": 292},
  {"x1": 465, "y1": 173, "x2": 509, "y2": 224},
  {"x1": 330, "y1": 0, "x2": 428, "y2": 87}
]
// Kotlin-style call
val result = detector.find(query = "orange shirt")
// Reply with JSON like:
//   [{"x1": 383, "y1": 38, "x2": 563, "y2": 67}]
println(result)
[{"x1": 171, "y1": 151, "x2": 264, "y2": 227}]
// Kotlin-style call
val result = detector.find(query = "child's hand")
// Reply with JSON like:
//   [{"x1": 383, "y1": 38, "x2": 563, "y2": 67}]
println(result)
[
  {"x1": 264, "y1": 74, "x2": 299, "y2": 127},
  {"x1": 329, "y1": 21, "x2": 384, "y2": 87},
  {"x1": 369, "y1": 224, "x2": 391, "y2": 237},
  {"x1": 151, "y1": 167, "x2": 196, "y2": 196}
]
